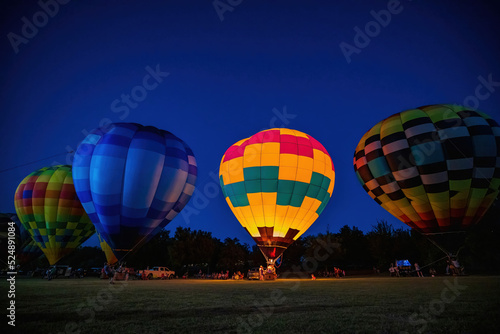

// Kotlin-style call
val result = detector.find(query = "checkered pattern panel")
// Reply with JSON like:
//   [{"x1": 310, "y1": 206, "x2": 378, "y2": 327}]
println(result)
[
  {"x1": 354, "y1": 104, "x2": 500, "y2": 234},
  {"x1": 14, "y1": 165, "x2": 95, "y2": 265},
  {"x1": 136, "y1": 143, "x2": 198, "y2": 250},
  {"x1": 219, "y1": 128, "x2": 335, "y2": 260},
  {"x1": 14, "y1": 217, "x2": 44, "y2": 265},
  {"x1": 73, "y1": 123, "x2": 197, "y2": 260},
  {"x1": 17, "y1": 239, "x2": 43, "y2": 265}
]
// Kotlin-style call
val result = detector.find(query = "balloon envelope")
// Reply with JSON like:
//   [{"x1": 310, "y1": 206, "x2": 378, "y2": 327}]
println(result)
[
  {"x1": 14, "y1": 165, "x2": 95, "y2": 265},
  {"x1": 0, "y1": 213, "x2": 43, "y2": 265},
  {"x1": 96, "y1": 231, "x2": 118, "y2": 265},
  {"x1": 73, "y1": 123, "x2": 197, "y2": 260},
  {"x1": 219, "y1": 128, "x2": 335, "y2": 262},
  {"x1": 14, "y1": 215, "x2": 44, "y2": 265},
  {"x1": 354, "y1": 104, "x2": 500, "y2": 235},
  {"x1": 18, "y1": 239, "x2": 44, "y2": 265}
]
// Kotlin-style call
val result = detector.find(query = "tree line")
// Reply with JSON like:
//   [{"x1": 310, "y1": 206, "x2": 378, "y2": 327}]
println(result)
[{"x1": 23, "y1": 199, "x2": 500, "y2": 276}]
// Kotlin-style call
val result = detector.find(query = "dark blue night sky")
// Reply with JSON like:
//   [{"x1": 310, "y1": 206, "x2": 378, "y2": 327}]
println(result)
[{"x1": 1, "y1": 0, "x2": 499, "y2": 248}]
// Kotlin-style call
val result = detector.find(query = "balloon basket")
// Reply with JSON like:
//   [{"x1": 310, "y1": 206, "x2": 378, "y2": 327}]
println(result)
[
  {"x1": 264, "y1": 272, "x2": 277, "y2": 280},
  {"x1": 263, "y1": 259, "x2": 278, "y2": 280}
]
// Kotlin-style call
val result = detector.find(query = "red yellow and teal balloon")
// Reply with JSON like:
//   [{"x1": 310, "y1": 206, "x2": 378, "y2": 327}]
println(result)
[
  {"x1": 14, "y1": 165, "x2": 95, "y2": 265},
  {"x1": 354, "y1": 104, "x2": 500, "y2": 235},
  {"x1": 219, "y1": 128, "x2": 335, "y2": 263}
]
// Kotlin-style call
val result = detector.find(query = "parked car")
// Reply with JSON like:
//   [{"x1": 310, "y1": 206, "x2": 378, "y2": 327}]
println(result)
[
  {"x1": 138, "y1": 266, "x2": 175, "y2": 280},
  {"x1": 71, "y1": 268, "x2": 86, "y2": 278},
  {"x1": 45, "y1": 265, "x2": 72, "y2": 279}
]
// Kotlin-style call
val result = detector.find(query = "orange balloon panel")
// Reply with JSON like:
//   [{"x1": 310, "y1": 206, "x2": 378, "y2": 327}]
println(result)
[{"x1": 219, "y1": 128, "x2": 335, "y2": 261}]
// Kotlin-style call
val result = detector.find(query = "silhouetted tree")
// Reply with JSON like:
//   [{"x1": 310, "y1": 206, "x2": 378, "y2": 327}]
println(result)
[
  {"x1": 217, "y1": 238, "x2": 248, "y2": 273},
  {"x1": 124, "y1": 230, "x2": 173, "y2": 268},
  {"x1": 63, "y1": 246, "x2": 106, "y2": 268},
  {"x1": 338, "y1": 225, "x2": 369, "y2": 268},
  {"x1": 169, "y1": 227, "x2": 219, "y2": 272},
  {"x1": 367, "y1": 220, "x2": 396, "y2": 269}
]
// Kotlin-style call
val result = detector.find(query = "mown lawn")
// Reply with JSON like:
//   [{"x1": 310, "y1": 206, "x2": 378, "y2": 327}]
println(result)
[{"x1": 4, "y1": 275, "x2": 500, "y2": 333}]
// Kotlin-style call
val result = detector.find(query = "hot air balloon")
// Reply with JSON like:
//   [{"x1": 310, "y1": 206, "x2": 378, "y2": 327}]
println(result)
[
  {"x1": 97, "y1": 231, "x2": 118, "y2": 265},
  {"x1": 73, "y1": 123, "x2": 197, "y2": 260},
  {"x1": 14, "y1": 166, "x2": 95, "y2": 265},
  {"x1": 0, "y1": 213, "x2": 15, "y2": 245},
  {"x1": 354, "y1": 104, "x2": 500, "y2": 255},
  {"x1": 18, "y1": 240, "x2": 44, "y2": 265},
  {"x1": 0, "y1": 213, "x2": 43, "y2": 266},
  {"x1": 13, "y1": 215, "x2": 44, "y2": 266},
  {"x1": 219, "y1": 128, "x2": 335, "y2": 269}
]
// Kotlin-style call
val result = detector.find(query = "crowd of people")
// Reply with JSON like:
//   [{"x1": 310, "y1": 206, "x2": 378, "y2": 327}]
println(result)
[
  {"x1": 389, "y1": 262, "x2": 426, "y2": 277},
  {"x1": 79, "y1": 258, "x2": 469, "y2": 283},
  {"x1": 315, "y1": 267, "x2": 345, "y2": 278},
  {"x1": 44, "y1": 259, "x2": 467, "y2": 283},
  {"x1": 192, "y1": 265, "x2": 278, "y2": 280},
  {"x1": 191, "y1": 266, "x2": 277, "y2": 280},
  {"x1": 194, "y1": 270, "x2": 236, "y2": 279},
  {"x1": 388, "y1": 257, "x2": 465, "y2": 277}
]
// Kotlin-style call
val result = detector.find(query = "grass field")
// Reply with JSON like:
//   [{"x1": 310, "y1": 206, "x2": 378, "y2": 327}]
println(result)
[{"x1": 4, "y1": 275, "x2": 500, "y2": 333}]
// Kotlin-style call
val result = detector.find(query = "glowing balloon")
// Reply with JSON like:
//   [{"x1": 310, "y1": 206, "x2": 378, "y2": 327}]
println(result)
[
  {"x1": 14, "y1": 166, "x2": 95, "y2": 265},
  {"x1": 354, "y1": 104, "x2": 500, "y2": 238},
  {"x1": 73, "y1": 123, "x2": 197, "y2": 260},
  {"x1": 219, "y1": 128, "x2": 335, "y2": 263}
]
